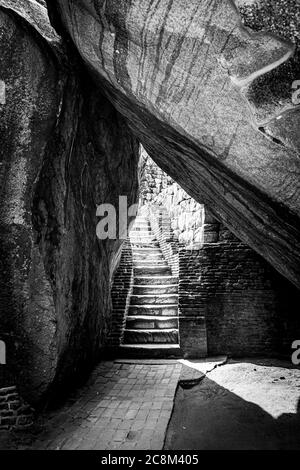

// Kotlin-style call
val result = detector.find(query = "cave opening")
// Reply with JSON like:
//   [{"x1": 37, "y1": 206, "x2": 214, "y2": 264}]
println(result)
[{"x1": 0, "y1": 0, "x2": 300, "y2": 452}]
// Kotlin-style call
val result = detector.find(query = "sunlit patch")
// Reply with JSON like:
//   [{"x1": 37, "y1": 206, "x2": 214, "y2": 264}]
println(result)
[
  {"x1": 0, "y1": 79, "x2": 5, "y2": 105},
  {"x1": 207, "y1": 362, "x2": 300, "y2": 419}
]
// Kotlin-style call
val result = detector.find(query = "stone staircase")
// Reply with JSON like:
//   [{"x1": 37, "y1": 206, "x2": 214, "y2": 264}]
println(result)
[{"x1": 120, "y1": 214, "x2": 181, "y2": 358}]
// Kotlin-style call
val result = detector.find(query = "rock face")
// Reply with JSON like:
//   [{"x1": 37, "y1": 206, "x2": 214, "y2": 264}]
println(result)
[
  {"x1": 0, "y1": 0, "x2": 139, "y2": 406},
  {"x1": 48, "y1": 0, "x2": 300, "y2": 288}
]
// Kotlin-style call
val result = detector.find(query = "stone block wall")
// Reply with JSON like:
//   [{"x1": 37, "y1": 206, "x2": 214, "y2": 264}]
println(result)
[
  {"x1": 139, "y1": 151, "x2": 173, "y2": 205},
  {"x1": 140, "y1": 149, "x2": 205, "y2": 249},
  {"x1": 147, "y1": 206, "x2": 179, "y2": 277}
]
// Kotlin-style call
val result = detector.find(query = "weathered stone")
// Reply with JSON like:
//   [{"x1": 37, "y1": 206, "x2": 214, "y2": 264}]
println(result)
[
  {"x1": 123, "y1": 328, "x2": 178, "y2": 344},
  {"x1": 126, "y1": 316, "x2": 178, "y2": 330},
  {"x1": 131, "y1": 294, "x2": 178, "y2": 305},
  {"x1": 128, "y1": 305, "x2": 177, "y2": 316},
  {"x1": 134, "y1": 275, "x2": 178, "y2": 286},
  {"x1": 48, "y1": 0, "x2": 300, "y2": 288},
  {"x1": 133, "y1": 285, "x2": 177, "y2": 295},
  {"x1": 0, "y1": 0, "x2": 139, "y2": 406}
]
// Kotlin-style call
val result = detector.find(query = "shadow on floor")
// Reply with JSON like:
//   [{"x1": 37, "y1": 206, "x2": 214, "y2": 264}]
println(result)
[{"x1": 165, "y1": 361, "x2": 300, "y2": 450}]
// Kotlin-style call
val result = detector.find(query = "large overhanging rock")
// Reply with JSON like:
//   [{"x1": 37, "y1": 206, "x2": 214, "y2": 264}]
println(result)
[
  {"x1": 0, "y1": 0, "x2": 139, "y2": 406},
  {"x1": 47, "y1": 0, "x2": 300, "y2": 288}
]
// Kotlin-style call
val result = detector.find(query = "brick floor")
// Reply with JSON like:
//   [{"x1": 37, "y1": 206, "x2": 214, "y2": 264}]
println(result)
[{"x1": 31, "y1": 361, "x2": 182, "y2": 450}]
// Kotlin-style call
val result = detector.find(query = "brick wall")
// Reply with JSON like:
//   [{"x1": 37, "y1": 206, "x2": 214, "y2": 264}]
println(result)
[
  {"x1": 178, "y1": 248, "x2": 208, "y2": 358},
  {"x1": 0, "y1": 385, "x2": 34, "y2": 430},
  {"x1": 106, "y1": 239, "x2": 134, "y2": 351},
  {"x1": 0, "y1": 338, "x2": 34, "y2": 430},
  {"x1": 180, "y1": 223, "x2": 300, "y2": 358},
  {"x1": 0, "y1": 365, "x2": 34, "y2": 430}
]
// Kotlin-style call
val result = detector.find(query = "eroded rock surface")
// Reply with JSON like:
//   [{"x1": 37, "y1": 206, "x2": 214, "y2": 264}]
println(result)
[
  {"x1": 48, "y1": 0, "x2": 300, "y2": 288},
  {"x1": 0, "y1": 0, "x2": 139, "y2": 406}
]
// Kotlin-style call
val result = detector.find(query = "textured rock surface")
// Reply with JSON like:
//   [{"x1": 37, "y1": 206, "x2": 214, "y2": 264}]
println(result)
[
  {"x1": 0, "y1": 0, "x2": 139, "y2": 406},
  {"x1": 48, "y1": 0, "x2": 300, "y2": 288}
]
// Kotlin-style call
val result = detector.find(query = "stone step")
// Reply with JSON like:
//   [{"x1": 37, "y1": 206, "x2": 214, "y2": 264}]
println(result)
[
  {"x1": 134, "y1": 219, "x2": 149, "y2": 223},
  {"x1": 130, "y1": 233, "x2": 154, "y2": 239},
  {"x1": 133, "y1": 252, "x2": 164, "y2": 259},
  {"x1": 133, "y1": 260, "x2": 167, "y2": 267},
  {"x1": 133, "y1": 225, "x2": 150, "y2": 231},
  {"x1": 133, "y1": 218, "x2": 149, "y2": 223},
  {"x1": 131, "y1": 226, "x2": 152, "y2": 231},
  {"x1": 129, "y1": 230, "x2": 155, "y2": 240},
  {"x1": 129, "y1": 233, "x2": 157, "y2": 243},
  {"x1": 131, "y1": 242, "x2": 160, "y2": 248},
  {"x1": 133, "y1": 260, "x2": 166, "y2": 266},
  {"x1": 131, "y1": 228, "x2": 152, "y2": 233},
  {"x1": 128, "y1": 304, "x2": 178, "y2": 316},
  {"x1": 123, "y1": 328, "x2": 179, "y2": 344},
  {"x1": 132, "y1": 227, "x2": 151, "y2": 232},
  {"x1": 134, "y1": 266, "x2": 171, "y2": 275},
  {"x1": 133, "y1": 245, "x2": 159, "y2": 249},
  {"x1": 130, "y1": 294, "x2": 178, "y2": 305},
  {"x1": 134, "y1": 276, "x2": 178, "y2": 285},
  {"x1": 132, "y1": 284, "x2": 178, "y2": 295},
  {"x1": 133, "y1": 254, "x2": 165, "y2": 259},
  {"x1": 126, "y1": 316, "x2": 178, "y2": 329},
  {"x1": 131, "y1": 238, "x2": 156, "y2": 243},
  {"x1": 133, "y1": 248, "x2": 162, "y2": 255},
  {"x1": 119, "y1": 344, "x2": 181, "y2": 359},
  {"x1": 133, "y1": 256, "x2": 165, "y2": 264}
]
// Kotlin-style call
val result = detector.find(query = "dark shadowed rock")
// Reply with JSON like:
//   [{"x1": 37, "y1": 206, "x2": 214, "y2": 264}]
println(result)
[
  {"x1": 47, "y1": 0, "x2": 300, "y2": 288},
  {"x1": 0, "y1": 0, "x2": 139, "y2": 406}
]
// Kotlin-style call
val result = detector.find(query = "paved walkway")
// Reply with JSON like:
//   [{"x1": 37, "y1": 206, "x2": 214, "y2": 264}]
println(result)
[
  {"x1": 5, "y1": 357, "x2": 297, "y2": 451},
  {"x1": 31, "y1": 361, "x2": 182, "y2": 450}
]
